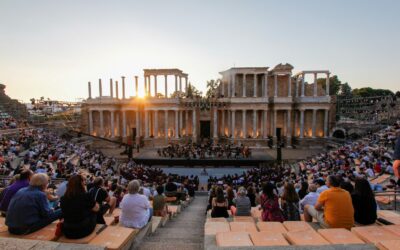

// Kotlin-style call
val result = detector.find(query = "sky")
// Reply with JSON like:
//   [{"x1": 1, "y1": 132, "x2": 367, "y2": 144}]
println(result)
[{"x1": 1, "y1": 0, "x2": 399, "y2": 102}]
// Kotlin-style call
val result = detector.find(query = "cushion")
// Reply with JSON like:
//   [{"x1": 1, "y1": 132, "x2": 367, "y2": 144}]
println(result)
[
  {"x1": 233, "y1": 216, "x2": 254, "y2": 222},
  {"x1": 250, "y1": 232, "x2": 289, "y2": 246},
  {"x1": 204, "y1": 222, "x2": 230, "y2": 235},
  {"x1": 89, "y1": 225, "x2": 138, "y2": 250},
  {"x1": 376, "y1": 240, "x2": 400, "y2": 250},
  {"x1": 283, "y1": 221, "x2": 314, "y2": 232},
  {"x1": 216, "y1": 232, "x2": 253, "y2": 247},
  {"x1": 285, "y1": 230, "x2": 330, "y2": 245},
  {"x1": 317, "y1": 228, "x2": 364, "y2": 244},
  {"x1": 257, "y1": 222, "x2": 287, "y2": 233},
  {"x1": 351, "y1": 226, "x2": 399, "y2": 243},
  {"x1": 58, "y1": 224, "x2": 104, "y2": 244},
  {"x1": 229, "y1": 222, "x2": 258, "y2": 233}
]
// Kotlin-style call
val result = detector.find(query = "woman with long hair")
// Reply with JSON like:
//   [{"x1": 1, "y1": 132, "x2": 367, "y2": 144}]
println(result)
[
  {"x1": 60, "y1": 175, "x2": 99, "y2": 239},
  {"x1": 211, "y1": 186, "x2": 229, "y2": 218},
  {"x1": 260, "y1": 183, "x2": 284, "y2": 222},
  {"x1": 226, "y1": 186, "x2": 235, "y2": 209},
  {"x1": 352, "y1": 177, "x2": 377, "y2": 225},
  {"x1": 281, "y1": 182, "x2": 300, "y2": 221},
  {"x1": 298, "y1": 181, "x2": 309, "y2": 200}
]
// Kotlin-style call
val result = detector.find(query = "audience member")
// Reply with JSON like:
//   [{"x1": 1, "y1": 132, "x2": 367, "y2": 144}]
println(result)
[
  {"x1": 88, "y1": 177, "x2": 116, "y2": 224},
  {"x1": 233, "y1": 187, "x2": 251, "y2": 216},
  {"x1": 281, "y1": 182, "x2": 300, "y2": 221},
  {"x1": 352, "y1": 178, "x2": 377, "y2": 225},
  {"x1": 260, "y1": 183, "x2": 284, "y2": 222},
  {"x1": 211, "y1": 187, "x2": 229, "y2": 218},
  {"x1": 152, "y1": 185, "x2": 167, "y2": 217}
]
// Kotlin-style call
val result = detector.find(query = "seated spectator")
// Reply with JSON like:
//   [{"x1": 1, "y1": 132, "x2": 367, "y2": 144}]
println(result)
[
  {"x1": 281, "y1": 182, "x2": 300, "y2": 221},
  {"x1": 315, "y1": 179, "x2": 328, "y2": 194},
  {"x1": 352, "y1": 177, "x2": 377, "y2": 225},
  {"x1": 60, "y1": 175, "x2": 99, "y2": 239},
  {"x1": 153, "y1": 185, "x2": 167, "y2": 217},
  {"x1": 299, "y1": 184, "x2": 319, "y2": 212},
  {"x1": 88, "y1": 177, "x2": 117, "y2": 224},
  {"x1": 298, "y1": 181, "x2": 309, "y2": 200},
  {"x1": 304, "y1": 175, "x2": 354, "y2": 229},
  {"x1": 120, "y1": 180, "x2": 152, "y2": 229},
  {"x1": 226, "y1": 187, "x2": 235, "y2": 209},
  {"x1": 340, "y1": 181, "x2": 354, "y2": 194},
  {"x1": 0, "y1": 169, "x2": 33, "y2": 215},
  {"x1": 233, "y1": 187, "x2": 251, "y2": 216},
  {"x1": 211, "y1": 186, "x2": 229, "y2": 218},
  {"x1": 394, "y1": 131, "x2": 400, "y2": 178},
  {"x1": 6, "y1": 173, "x2": 62, "y2": 235},
  {"x1": 260, "y1": 183, "x2": 284, "y2": 222}
]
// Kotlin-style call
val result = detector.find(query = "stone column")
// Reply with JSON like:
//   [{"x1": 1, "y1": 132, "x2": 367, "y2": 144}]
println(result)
[
  {"x1": 232, "y1": 73, "x2": 236, "y2": 97},
  {"x1": 324, "y1": 109, "x2": 329, "y2": 138},
  {"x1": 312, "y1": 109, "x2": 317, "y2": 138},
  {"x1": 242, "y1": 109, "x2": 246, "y2": 138},
  {"x1": 253, "y1": 110, "x2": 257, "y2": 138},
  {"x1": 192, "y1": 109, "x2": 197, "y2": 141},
  {"x1": 116, "y1": 112, "x2": 120, "y2": 137},
  {"x1": 213, "y1": 108, "x2": 218, "y2": 139},
  {"x1": 115, "y1": 81, "x2": 119, "y2": 99},
  {"x1": 185, "y1": 110, "x2": 189, "y2": 135},
  {"x1": 144, "y1": 76, "x2": 148, "y2": 96},
  {"x1": 313, "y1": 73, "x2": 318, "y2": 97},
  {"x1": 295, "y1": 77, "x2": 299, "y2": 97},
  {"x1": 242, "y1": 74, "x2": 246, "y2": 97},
  {"x1": 264, "y1": 73, "x2": 268, "y2": 97},
  {"x1": 287, "y1": 110, "x2": 291, "y2": 147},
  {"x1": 288, "y1": 74, "x2": 292, "y2": 97},
  {"x1": 99, "y1": 79, "x2": 102, "y2": 98},
  {"x1": 221, "y1": 110, "x2": 225, "y2": 136},
  {"x1": 174, "y1": 110, "x2": 179, "y2": 138},
  {"x1": 88, "y1": 110, "x2": 93, "y2": 134},
  {"x1": 185, "y1": 77, "x2": 188, "y2": 94},
  {"x1": 299, "y1": 109, "x2": 304, "y2": 139},
  {"x1": 110, "y1": 78, "x2": 113, "y2": 98},
  {"x1": 88, "y1": 82, "x2": 92, "y2": 99},
  {"x1": 273, "y1": 110, "x2": 277, "y2": 137},
  {"x1": 179, "y1": 110, "x2": 183, "y2": 137},
  {"x1": 99, "y1": 110, "x2": 104, "y2": 137},
  {"x1": 122, "y1": 76, "x2": 126, "y2": 99},
  {"x1": 228, "y1": 75, "x2": 231, "y2": 97},
  {"x1": 294, "y1": 111, "x2": 298, "y2": 137},
  {"x1": 263, "y1": 110, "x2": 268, "y2": 139},
  {"x1": 122, "y1": 110, "x2": 127, "y2": 138},
  {"x1": 326, "y1": 73, "x2": 330, "y2": 96},
  {"x1": 135, "y1": 76, "x2": 139, "y2": 97},
  {"x1": 174, "y1": 75, "x2": 178, "y2": 93},
  {"x1": 110, "y1": 111, "x2": 115, "y2": 138},
  {"x1": 154, "y1": 75, "x2": 158, "y2": 97},
  {"x1": 301, "y1": 74, "x2": 305, "y2": 97},
  {"x1": 253, "y1": 74, "x2": 257, "y2": 97},
  {"x1": 144, "y1": 110, "x2": 149, "y2": 138},
  {"x1": 165, "y1": 110, "x2": 169, "y2": 139},
  {"x1": 154, "y1": 110, "x2": 158, "y2": 138},
  {"x1": 274, "y1": 74, "x2": 278, "y2": 97},
  {"x1": 221, "y1": 80, "x2": 225, "y2": 97},
  {"x1": 231, "y1": 110, "x2": 236, "y2": 139},
  {"x1": 164, "y1": 75, "x2": 168, "y2": 98},
  {"x1": 179, "y1": 76, "x2": 182, "y2": 92},
  {"x1": 135, "y1": 110, "x2": 139, "y2": 140}
]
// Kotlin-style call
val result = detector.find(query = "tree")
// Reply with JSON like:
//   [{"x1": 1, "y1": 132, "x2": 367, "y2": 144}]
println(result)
[
  {"x1": 30, "y1": 98, "x2": 35, "y2": 105},
  {"x1": 340, "y1": 83, "x2": 352, "y2": 97},
  {"x1": 352, "y1": 87, "x2": 393, "y2": 97},
  {"x1": 186, "y1": 82, "x2": 202, "y2": 98},
  {"x1": 319, "y1": 75, "x2": 342, "y2": 96},
  {"x1": 205, "y1": 79, "x2": 220, "y2": 99}
]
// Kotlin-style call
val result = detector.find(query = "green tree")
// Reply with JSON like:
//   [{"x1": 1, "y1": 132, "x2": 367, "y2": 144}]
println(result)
[
  {"x1": 186, "y1": 82, "x2": 202, "y2": 98},
  {"x1": 352, "y1": 87, "x2": 393, "y2": 97},
  {"x1": 319, "y1": 75, "x2": 342, "y2": 96},
  {"x1": 340, "y1": 83, "x2": 352, "y2": 97},
  {"x1": 205, "y1": 79, "x2": 220, "y2": 99}
]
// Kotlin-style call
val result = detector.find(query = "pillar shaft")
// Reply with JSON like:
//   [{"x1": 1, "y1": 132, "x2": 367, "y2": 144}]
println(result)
[
  {"x1": 175, "y1": 75, "x2": 178, "y2": 93},
  {"x1": 165, "y1": 110, "x2": 169, "y2": 138},
  {"x1": 232, "y1": 74, "x2": 236, "y2": 97},
  {"x1": 287, "y1": 110, "x2": 291, "y2": 138},
  {"x1": 115, "y1": 81, "x2": 119, "y2": 99},
  {"x1": 326, "y1": 73, "x2": 330, "y2": 96},
  {"x1": 288, "y1": 74, "x2": 292, "y2": 97},
  {"x1": 164, "y1": 75, "x2": 168, "y2": 98},
  {"x1": 242, "y1": 74, "x2": 246, "y2": 97},
  {"x1": 110, "y1": 78, "x2": 113, "y2": 98},
  {"x1": 231, "y1": 110, "x2": 236, "y2": 139},
  {"x1": 88, "y1": 82, "x2": 92, "y2": 99},
  {"x1": 228, "y1": 75, "x2": 231, "y2": 97},
  {"x1": 179, "y1": 110, "x2": 183, "y2": 137},
  {"x1": 179, "y1": 77, "x2": 182, "y2": 92},
  {"x1": 144, "y1": 110, "x2": 149, "y2": 138},
  {"x1": 263, "y1": 110, "x2": 268, "y2": 138},
  {"x1": 122, "y1": 111, "x2": 127, "y2": 138},
  {"x1": 154, "y1": 111, "x2": 158, "y2": 138},
  {"x1": 314, "y1": 73, "x2": 318, "y2": 97},
  {"x1": 295, "y1": 77, "x2": 299, "y2": 97},
  {"x1": 324, "y1": 109, "x2": 329, "y2": 137},
  {"x1": 88, "y1": 110, "x2": 93, "y2": 134},
  {"x1": 273, "y1": 110, "x2": 277, "y2": 137},
  {"x1": 192, "y1": 109, "x2": 196, "y2": 140},
  {"x1": 185, "y1": 77, "x2": 188, "y2": 94},
  {"x1": 185, "y1": 110, "x2": 189, "y2": 135},
  {"x1": 242, "y1": 110, "x2": 246, "y2": 138},
  {"x1": 301, "y1": 74, "x2": 305, "y2": 97},
  {"x1": 312, "y1": 109, "x2": 317, "y2": 138},
  {"x1": 99, "y1": 79, "x2": 102, "y2": 98},
  {"x1": 213, "y1": 108, "x2": 218, "y2": 138},
  {"x1": 135, "y1": 76, "x2": 139, "y2": 97},
  {"x1": 116, "y1": 112, "x2": 120, "y2": 137},
  {"x1": 264, "y1": 74, "x2": 268, "y2": 97},
  {"x1": 135, "y1": 110, "x2": 139, "y2": 138},
  {"x1": 300, "y1": 110, "x2": 304, "y2": 139},
  {"x1": 221, "y1": 110, "x2": 225, "y2": 136},
  {"x1": 122, "y1": 76, "x2": 126, "y2": 99},
  {"x1": 274, "y1": 74, "x2": 278, "y2": 97},
  {"x1": 253, "y1": 110, "x2": 257, "y2": 138},
  {"x1": 99, "y1": 110, "x2": 104, "y2": 137},
  {"x1": 154, "y1": 75, "x2": 158, "y2": 97},
  {"x1": 110, "y1": 111, "x2": 115, "y2": 138},
  {"x1": 253, "y1": 74, "x2": 257, "y2": 97}
]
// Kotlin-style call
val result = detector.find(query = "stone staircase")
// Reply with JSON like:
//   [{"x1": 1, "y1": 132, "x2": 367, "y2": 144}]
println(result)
[{"x1": 138, "y1": 196, "x2": 207, "y2": 250}]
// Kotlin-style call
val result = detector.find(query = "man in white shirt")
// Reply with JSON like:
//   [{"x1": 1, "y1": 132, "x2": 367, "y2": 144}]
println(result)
[
  {"x1": 299, "y1": 184, "x2": 319, "y2": 212},
  {"x1": 120, "y1": 180, "x2": 152, "y2": 229},
  {"x1": 315, "y1": 179, "x2": 328, "y2": 194}
]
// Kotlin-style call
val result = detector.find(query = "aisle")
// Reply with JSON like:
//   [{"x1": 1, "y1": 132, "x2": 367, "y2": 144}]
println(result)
[{"x1": 138, "y1": 196, "x2": 207, "y2": 250}]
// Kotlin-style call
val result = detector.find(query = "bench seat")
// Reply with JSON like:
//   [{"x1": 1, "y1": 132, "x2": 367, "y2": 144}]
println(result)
[
  {"x1": 249, "y1": 232, "x2": 289, "y2": 246},
  {"x1": 283, "y1": 221, "x2": 315, "y2": 232},
  {"x1": 89, "y1": 225, "x2": 138, "y2": 250},
  {"x1": 256, "y1": 222, "x2": 287, "y2": 233},
  {"x1": 229, "y1": 222, "x2": 258, "y2": 233},
  {"x1": 351, "y1": 226, "x2": 399, "y2": 243},
  {"x1": 216, "y1": 232, "x2": 253, "y2": 247},
  {"x1": 285, "y1": 230, "x2": 330, "y2": 246},
  {"x1": 375, "y1": 240, "x2": 400, "y2": 250},
  {"x1": 317, "y1": 228, "x2": 365, "y2": 244},
  {"x1": 233, "y1": 216, "x2": 254, "y2": 222},
  {"x1": 204, "y1": 222, "x2": 230, "y2": 235},
  {"x1": 58, "y1": 224, "x2": 104, "y2": 244},
  {"x1": 0, "y1": 222, "x2": 58, "y2": 241}
]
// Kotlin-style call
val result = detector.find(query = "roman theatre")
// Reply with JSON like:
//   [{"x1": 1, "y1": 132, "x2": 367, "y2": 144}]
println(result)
[{"x1": 81, "y1": 64, "x2": 336, "y2": 148}]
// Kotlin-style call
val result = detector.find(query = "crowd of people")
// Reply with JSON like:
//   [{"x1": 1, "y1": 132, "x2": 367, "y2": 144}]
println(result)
[
  {"x1": 206, "y1": 121, "x2": 400, "y2": 229},
  {"x1": 158, "y1": 142, "x2": 251, "y2": 159},
  {"x1": 0, "y1": 128, "x2": 198, "y2": 239}
]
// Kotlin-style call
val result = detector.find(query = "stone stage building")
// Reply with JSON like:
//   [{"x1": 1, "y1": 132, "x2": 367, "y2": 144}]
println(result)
[{"x1": 81, "y1": 64, "x2": 336, "y2": 148}]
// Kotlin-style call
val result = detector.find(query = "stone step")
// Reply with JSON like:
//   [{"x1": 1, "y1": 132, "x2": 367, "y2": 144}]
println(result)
[{"x1": 138, "y1": 241, "x2": 202, "y2": 250}]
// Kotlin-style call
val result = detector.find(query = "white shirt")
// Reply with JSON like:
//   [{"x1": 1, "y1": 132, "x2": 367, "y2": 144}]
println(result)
[
  {"x1": 120, "y1": 194, "x2": 150, "y2": 229},
  {"x1": 317, "y1": 185, "x2": 328, "y2": 194},
  {"x1": 299, "y1": 192, "x2": 319, "y2": 210}
]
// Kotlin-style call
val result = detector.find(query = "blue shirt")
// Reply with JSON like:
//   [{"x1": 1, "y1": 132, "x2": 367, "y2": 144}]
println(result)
[
  {"x1": 0, "y1": 179, "x2": 29, "y2": 212},
  {"x1": 6, "y1": 186, "x2": 56, "y2": 229}
]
